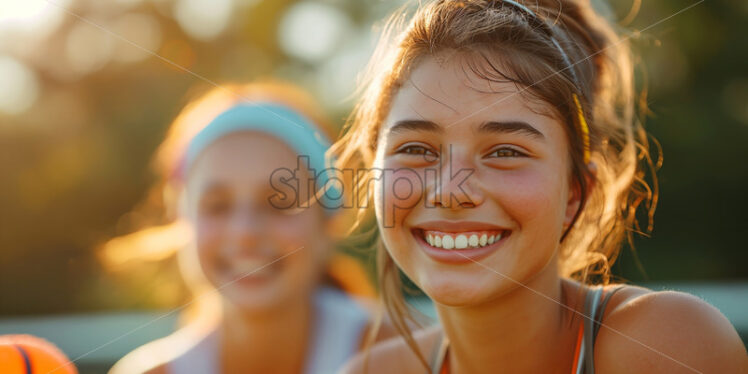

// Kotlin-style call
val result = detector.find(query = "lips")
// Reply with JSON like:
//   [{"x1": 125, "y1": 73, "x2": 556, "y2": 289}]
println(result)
[
  {"x1": 230, "y1": 258, "x2": 278, "y2": 276},
  {"x1": 218, "y1": 257, "x2": 280, "y2": 285}
]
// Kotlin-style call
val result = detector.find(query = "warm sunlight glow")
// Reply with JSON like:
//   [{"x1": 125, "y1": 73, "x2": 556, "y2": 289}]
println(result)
[
  {"x1": 0, "y1": 55, "x2": 39, "y2": 115},
  {"x1": 278, "y1": 1, "x2": 351, "y2": 63},
  {"x1": 0, "y1": 0, "x2": 70, "y2": 37}
]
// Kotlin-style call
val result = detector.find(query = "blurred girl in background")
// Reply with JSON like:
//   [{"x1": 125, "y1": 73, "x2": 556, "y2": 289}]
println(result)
[{"x1": 107, "y1": 81, "x2": 391, "y2": 374}]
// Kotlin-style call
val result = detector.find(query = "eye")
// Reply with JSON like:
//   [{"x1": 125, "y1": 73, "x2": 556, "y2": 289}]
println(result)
[
  {"x1": 200, "y1": 196, "x2": 232, "y2": 217},
  {"x1": 485, "y1": 147, "x2": 527, "y2": 158},
  {"x1": 395, "y1": 143, "x2": 438, "y2": 158}
]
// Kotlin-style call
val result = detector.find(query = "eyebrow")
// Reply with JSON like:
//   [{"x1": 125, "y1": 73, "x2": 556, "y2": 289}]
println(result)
[
  {"x1": 478, "y1": 121, "x2": 545, "y2": 139},
  {"x1": 199, "y1": 182, "x2": 229, "y2": 196},
  {"x1": 387, "y1": 119, "x2": 545, "y2": 140},
  {"x1": 388, "y1": 120, "x2": 444, "y2": 135}
]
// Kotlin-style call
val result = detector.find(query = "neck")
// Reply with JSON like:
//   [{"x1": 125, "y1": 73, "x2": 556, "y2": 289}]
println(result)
[
  {"x1": 436, "y1": 259, "x2": 579, "y2": 374},
  {"x1": 219, "y1": 293, "x2": 315, "y2": 374}
]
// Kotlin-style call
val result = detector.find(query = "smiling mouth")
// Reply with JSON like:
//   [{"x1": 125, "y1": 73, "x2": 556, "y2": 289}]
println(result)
[
  {"x1": 218, "y1": 256, "x2": 281, "y2": 282},
  {"x1": 412, "y1": 228, "x2": 511, "y2": 250}
]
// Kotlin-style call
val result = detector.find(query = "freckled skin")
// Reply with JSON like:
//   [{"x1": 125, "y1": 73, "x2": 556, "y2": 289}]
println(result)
[{"x1": 374, "y1": 54, "x2": 580, "y2": 306}]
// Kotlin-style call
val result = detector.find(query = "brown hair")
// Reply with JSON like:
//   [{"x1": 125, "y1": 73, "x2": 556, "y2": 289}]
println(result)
[{"x1": 330, "y1": 0, "x2": 659, "y2": 366}]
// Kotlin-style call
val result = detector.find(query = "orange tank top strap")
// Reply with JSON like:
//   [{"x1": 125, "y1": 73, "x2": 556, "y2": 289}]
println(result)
[
  {"x1": 570, "y1": 320, "x2": 586, "y2": 374},
  {"x1": 430, "y1": 330, "x2": 449, "y2": 374}
]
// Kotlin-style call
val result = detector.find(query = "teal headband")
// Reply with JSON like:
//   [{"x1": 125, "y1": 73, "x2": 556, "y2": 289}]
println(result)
[{"x1": 180, "y1": 103, "x2": 341, "y2": 213}]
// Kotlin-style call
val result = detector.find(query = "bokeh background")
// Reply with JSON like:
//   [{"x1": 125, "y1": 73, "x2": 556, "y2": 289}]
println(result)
[{"x1": 0, "y1": 0, "x2": 746, "y2": 372}]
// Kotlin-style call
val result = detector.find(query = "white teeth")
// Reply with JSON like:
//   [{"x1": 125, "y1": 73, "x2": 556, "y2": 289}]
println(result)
[
  {"x1": 468, "y1": 234, "x2": 479, "y2": 247},
  {"x1": 455, "y1": 235, "x2": 468, "y2": 249},
  {"x1": 423, "y1": 230, "x2": 506, "y2": 250},
  {"x1": 442, "y1": 235, "x2": 455, "y2": 249}
]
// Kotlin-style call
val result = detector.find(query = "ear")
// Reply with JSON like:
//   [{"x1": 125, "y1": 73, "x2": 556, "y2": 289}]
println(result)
[{"x1": 563, "y1": 162, "x2": 597, "y2": 229}]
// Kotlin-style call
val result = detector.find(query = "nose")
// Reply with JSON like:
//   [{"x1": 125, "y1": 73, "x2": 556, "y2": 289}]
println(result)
[
  {"x1": 426, "y1": 145, "x2": 484, "y2": 209},
  {"x1": 227, "y1": 206, "x2": 264, "y2": 248}
]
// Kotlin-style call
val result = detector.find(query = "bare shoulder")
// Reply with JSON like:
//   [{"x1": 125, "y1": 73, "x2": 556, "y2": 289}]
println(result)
[
  {"x1": 108, "y1": 337, "x2": 172, "y2": 374},
  {"x1": 348, "y1": 296, "x2": 401, "y2": 346},
  {"x1": 595, "y1": 285, "x2": 748, "y2": 374},
  {"x1": 108, "y1": 326, "x2": 207, "y2": 374},
  {"x1": 141, "y1": 364, "x2": 169, "y2": 374},
  {"x1": 338, "y1": 323, "x2": 443, "y2": 374},
  {"x1": 357, "y1": 311, "x2": 403, "y2": 349}
]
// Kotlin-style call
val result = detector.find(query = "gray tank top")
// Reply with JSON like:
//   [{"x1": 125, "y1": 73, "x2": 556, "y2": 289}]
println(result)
[{"x1": 430, "y1": 285, "x2": 625, "y2": 374}]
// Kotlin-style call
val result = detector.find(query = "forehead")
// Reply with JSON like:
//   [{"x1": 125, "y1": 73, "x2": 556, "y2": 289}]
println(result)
[
  {"x1": 187, "y1": 131, "x2": 301, "y2": 188},
  {"x1": 384, "y1": 53, "x2": 558, "y2": 131}
]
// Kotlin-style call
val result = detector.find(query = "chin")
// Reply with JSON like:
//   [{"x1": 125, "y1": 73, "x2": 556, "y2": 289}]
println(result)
[
  {"x1": 422, "y1": 281, "x2": 486, "y2": 307},
  {"x1": 210, "y1": 271, "x2": 287, "y2": 312},
  {"x1": 417, "y1": 267, "x2": 515, "y2": 307},
  {"x1": 222, "y1": 284, "x2": 286, "y2": 312},
  {"x1": 388, "y1": 234, "x2": 511, "y2": 304}
]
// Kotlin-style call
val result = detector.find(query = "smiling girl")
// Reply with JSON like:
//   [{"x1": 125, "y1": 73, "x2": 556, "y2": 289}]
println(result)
[
  {"x1": 333, "y1": 1, "x2": 748, "y2": 373},
  {"x1": 107, "y1": 81, "x2": 393, "y2": 374}
]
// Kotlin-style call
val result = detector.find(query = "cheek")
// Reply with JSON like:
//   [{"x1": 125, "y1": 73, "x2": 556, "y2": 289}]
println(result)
[
  {"x1": 268, "y1": 212, "x2": 329, "y2": 273},
  {"x1": 372, "y1": 161, "x2": 426, "y2": 279},
  {"x1": 183, "y1": 218, "x2": 224, "y2": 288},
  {"x1": 193, "y1": 218, "x2": 224, "y2": 266},
  {"x1": 273, "y1": 214, "x2": 329, "y2": 284},
  {"x1": 269, "y1": 214, "x2": 319, "y2": 245},
  {"x1": 374, "y1": 162, "x2": 425, "y2": 229},
  {"x1": 194, "y1": 216, "x2": 222, "y2": 247},
  {"x1": 488, "y1": 167, "x2": 567, "y2": 231}
]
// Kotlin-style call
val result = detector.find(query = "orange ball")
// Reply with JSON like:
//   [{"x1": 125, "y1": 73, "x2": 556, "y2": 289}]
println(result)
[{"x1": 0, "y1": 335, "x2": 78, "y2": 374}]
